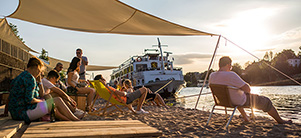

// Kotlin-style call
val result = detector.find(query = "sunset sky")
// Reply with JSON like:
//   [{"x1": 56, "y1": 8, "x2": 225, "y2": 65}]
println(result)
[{"x1": 1, "y1": 0, "x2": 300, "y2": 80}]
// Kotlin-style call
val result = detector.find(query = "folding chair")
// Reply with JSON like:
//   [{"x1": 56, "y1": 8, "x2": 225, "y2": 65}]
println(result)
[
  {"x1": 89, "y1": 80, "x2": 136, "y2": 116},
  {"x1": 206, "y1": 84, "x2": 255, "y2": 132}
]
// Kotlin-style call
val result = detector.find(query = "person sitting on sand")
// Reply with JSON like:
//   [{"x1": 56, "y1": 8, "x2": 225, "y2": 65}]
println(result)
[
  {"x1": 123, "y1": 79, "x2": 168, "y2": 108},
  {"x1": 66, "y1": 57, "x2": 95, "y2": 111},
  {"x1": 8, "y1": 57, "x2": 80, "y2": 123},
  {"x1": 209, "y1": 56, "x2": 292, "y2": 124},
  {"x1": 94, "y1": 74, "x2": 149, "y2": 114},
  {"x1": 42, "y1": 70, "x2": 85, "y2": 119}
]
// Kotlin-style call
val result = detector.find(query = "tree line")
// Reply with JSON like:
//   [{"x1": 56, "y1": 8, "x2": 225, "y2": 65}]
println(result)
[{"x1": 184, "y1": 48, "x2": 301, "y2": 87}]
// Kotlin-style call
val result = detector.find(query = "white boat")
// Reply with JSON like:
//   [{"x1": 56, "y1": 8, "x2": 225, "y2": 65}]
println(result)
[{"x1": 110, "y1": 38, "x2": 186, "y2": 98}]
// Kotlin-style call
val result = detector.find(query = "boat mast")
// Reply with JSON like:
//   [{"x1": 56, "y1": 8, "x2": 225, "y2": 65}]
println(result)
[{"x1": 157, "y1": 38, "x2": 165, "y2": 74}]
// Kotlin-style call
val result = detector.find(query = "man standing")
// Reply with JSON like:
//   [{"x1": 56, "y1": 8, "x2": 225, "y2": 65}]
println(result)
[
  {"x1": 209, "y1": 56, "x2": 291, "y2": 124},
  {"x1": 76, "y1": 48, "x2": 88, "y2": 80}
]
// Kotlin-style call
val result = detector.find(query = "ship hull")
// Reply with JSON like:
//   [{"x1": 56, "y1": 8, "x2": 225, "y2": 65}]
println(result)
[{"x1": 142, "y1": 80, "x2": 186, "y2": 98}]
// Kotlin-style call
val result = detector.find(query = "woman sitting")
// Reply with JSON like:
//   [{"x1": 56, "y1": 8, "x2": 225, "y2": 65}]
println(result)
[
  {"x1": 8, "y1": 57, "x2": 80, "y2": 123},
  {"x1": 94, "y1": 75, "x2": 149, "y2": 114},
  {"x1": 66, "y1": 57, "x2": 95, "y2": 111}
]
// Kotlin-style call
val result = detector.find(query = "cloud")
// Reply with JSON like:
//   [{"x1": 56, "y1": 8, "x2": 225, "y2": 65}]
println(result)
[
  {"x1": 173, "y1": 53, "x2": 213, "y2": 65},
  {"x1": 254, "y1": 47, "x2": 276, "y2": 52},
  {"x1": 280, "y1": 27, "x2": 301, "y2": 40}
]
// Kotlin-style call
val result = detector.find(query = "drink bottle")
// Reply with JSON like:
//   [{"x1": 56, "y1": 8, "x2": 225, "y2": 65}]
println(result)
[{"x1": 50, "y1": 103, "x2": 55, "y2": 122}]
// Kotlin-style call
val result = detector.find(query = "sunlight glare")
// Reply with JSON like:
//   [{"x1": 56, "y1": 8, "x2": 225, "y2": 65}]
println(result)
[{"x1": 217, "y1": 8, "x2": 279, "y2": 52}]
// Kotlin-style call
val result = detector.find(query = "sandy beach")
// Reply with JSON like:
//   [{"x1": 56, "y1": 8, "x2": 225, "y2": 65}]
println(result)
[{"x1": 83, "y1": 104, "x2": 301, "y2": 137}]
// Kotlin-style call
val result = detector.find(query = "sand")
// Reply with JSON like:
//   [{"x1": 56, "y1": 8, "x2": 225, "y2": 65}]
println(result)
[{"x1": 83, "y1": 104, "x2": 301, "y2": 137}]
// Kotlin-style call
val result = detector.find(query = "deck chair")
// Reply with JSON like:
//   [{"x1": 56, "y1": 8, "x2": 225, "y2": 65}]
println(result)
[
  {"x1": 89, "y1": 80, "x2": 136, "y2": 116},
  {"x1": 206, "y1": 84, "x2": 255, "y2": 132}
]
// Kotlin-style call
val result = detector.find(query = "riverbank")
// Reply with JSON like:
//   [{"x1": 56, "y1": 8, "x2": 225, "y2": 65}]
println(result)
[{"x1": 83, "y1": 106, "x2": 301, "y2": 137}]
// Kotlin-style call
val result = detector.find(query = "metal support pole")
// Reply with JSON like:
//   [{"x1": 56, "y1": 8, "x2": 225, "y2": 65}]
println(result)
[{"x1": 194, "y1": 35, "x2": 221, "y2": 109}]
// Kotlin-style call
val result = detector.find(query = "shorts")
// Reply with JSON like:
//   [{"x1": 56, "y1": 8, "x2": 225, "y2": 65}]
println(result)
[
  {"x1": 126, "y1": 89, "x2": 142, "y2": 104},
  {"x1": 26, "y1": 101, "x2": 49, "y2": 121},
  {"x1": 146, "y1": 93, "x2": 157, "y2": 101},
  {"x1": 67, "y1": 86, "x2": 78, "y2": 95},
  {"x1": 243, "y1": 93, "x2": 273, "y2": 112}
]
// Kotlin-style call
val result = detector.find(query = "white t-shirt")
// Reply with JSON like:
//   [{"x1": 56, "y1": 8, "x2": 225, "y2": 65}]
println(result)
[
  {"x1": 209, "y1": 71, "x2": 247, "y2": 105},
  {"x1": 79, "y1": 56, "x2": 88, "y2": 74},
  {"x1": 67, "y1": 71, "x2": 79, "y2": 87},
  {"x1": 42, "y1": 78, "x2": 55, "y2": 95}
]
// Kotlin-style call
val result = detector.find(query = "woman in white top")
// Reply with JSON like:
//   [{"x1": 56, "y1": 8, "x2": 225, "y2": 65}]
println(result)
[{"x1": 67, "y1": 57, "x2": 95, "y2": 111}]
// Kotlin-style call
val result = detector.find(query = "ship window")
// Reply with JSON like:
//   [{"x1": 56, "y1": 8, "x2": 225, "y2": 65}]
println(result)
[
  {"x1": 136, "y1": 64, "x2": 147, "y2": 71},
  {"x1": 130, "y1": 65, "x2": 133, "y2": 72},
  {"x1": 149, "y1": 56, "x2": 158, "y2": 60}
]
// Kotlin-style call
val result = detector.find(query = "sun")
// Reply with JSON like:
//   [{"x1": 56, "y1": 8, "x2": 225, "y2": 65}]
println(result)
[{"x1": 217, "y1": 8, "x2": 279, "y2": 52}]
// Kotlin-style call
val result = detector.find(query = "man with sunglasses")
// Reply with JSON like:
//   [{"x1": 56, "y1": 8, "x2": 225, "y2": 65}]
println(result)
[
  {"x1": 76, "y1": 48, "x2": 88, "y2": 80},
  {"x1": 53, "y1": 62, "x2": 67, "y2": 91}
]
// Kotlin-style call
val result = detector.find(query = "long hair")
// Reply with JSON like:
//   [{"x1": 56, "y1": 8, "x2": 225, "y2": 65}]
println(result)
[
  {"x1": 123, "y1": 79, "x2": 132, "y2": 89},
  {"x1": 67, "y1": 57, "x2": 81, "y2": 73}
]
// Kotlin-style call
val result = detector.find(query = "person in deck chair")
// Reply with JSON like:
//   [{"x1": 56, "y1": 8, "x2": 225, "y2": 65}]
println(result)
[
  {"x1": 122, "y1": 79, "x2": 168, "y2": 108},
  {"x1": 94, "y1": 74, "x2": 149, "y2": 114},
  {"x1": 209, "y1": 56, "x2": 292, "y2": 124}
]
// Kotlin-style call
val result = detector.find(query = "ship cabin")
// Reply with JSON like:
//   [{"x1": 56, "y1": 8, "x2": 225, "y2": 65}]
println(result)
[{"x1": 110, "y1": 49, "x2": 182, "y2": 86}]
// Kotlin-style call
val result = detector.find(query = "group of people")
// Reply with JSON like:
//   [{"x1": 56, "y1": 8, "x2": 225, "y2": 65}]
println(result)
[
  {"x1": 6, "y1": 48, "x2": 169, "y2": 123},
  {"x1": 4, "y1": 48, "x2": 291, "y2": 125},
  {"x1": 7, "y1": 48, "x2": 95, "y2": 123}
]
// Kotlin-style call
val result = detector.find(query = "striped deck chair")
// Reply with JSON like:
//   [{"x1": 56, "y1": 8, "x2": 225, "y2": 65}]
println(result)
[{"x1": 89, "y1": 80, "x2": 136, "y2": 116}]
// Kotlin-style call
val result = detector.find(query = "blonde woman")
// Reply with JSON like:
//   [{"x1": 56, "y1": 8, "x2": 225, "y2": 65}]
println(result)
[{"x1": 123, "y1": 79, "x2": 168, "y2": 108}]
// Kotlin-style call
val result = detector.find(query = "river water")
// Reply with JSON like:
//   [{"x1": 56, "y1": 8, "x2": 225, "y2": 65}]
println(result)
[{"x1": 177, "y1": 86, "x2": 301, "y2": 123}]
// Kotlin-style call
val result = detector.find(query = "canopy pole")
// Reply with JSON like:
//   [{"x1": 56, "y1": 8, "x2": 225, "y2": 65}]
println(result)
[{"x1": 194, "y1": 35, "x2": 221, "y2": 109}]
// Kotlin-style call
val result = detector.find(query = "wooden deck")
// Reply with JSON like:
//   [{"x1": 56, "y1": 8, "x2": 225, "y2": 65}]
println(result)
[
  {"x1": 22, "y1": 120, "x2": 162, "y2": 138},
  {"x1": 0, "y1": 105, "x2": 26, "y2": 138}
]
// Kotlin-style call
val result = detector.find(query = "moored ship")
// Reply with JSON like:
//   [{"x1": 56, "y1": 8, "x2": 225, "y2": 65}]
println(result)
[{"x1": 110, "y1": 38, "x2": 186, "y2": 98}]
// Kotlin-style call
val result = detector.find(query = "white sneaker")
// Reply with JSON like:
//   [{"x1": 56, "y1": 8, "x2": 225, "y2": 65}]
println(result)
[{"x1": 136, "y1": 109, "x2": 149, "y2": 114}]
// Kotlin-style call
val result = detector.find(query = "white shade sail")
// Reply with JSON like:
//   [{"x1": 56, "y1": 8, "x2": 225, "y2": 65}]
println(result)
[
  {"x1": 8, "y1": 0, "x2": 216, "y2": 36},
  {"x1": 48, "y1": 56, "x2": 117, "y2": 71},
  {"x1": 0, "y1": 18, "x2": 117, "y2": 71},
  {"x1": 0, "y1": 18, "x2": 37, "y2": 53}
]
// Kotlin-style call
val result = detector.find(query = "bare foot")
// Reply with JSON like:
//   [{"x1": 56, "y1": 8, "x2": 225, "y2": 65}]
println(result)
[{"x1": 279, "y1": 120, "x2": 293, "y2": 124}]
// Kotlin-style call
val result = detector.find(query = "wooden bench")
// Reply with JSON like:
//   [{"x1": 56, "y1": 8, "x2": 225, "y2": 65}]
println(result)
[
  {"x1": 22, "y1": 120, "x2": 162, "y2": 137},
  {"x1": 0, "y1": 91, "x2": 9, "y2": 105},
  {"x1": 0, "y1": 105, "x2": 26, "y2": 138}
]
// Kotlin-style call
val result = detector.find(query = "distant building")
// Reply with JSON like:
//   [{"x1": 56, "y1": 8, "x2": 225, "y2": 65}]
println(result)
[{"x1": 287, "y1": 58, "x2": 300, "y2": 67}]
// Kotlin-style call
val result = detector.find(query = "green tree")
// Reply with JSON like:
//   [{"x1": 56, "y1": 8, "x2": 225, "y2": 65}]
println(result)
[
  {"x1": 184, "y1": 72, "x2": 198, "y2": 87},
  {"x1": 231, "y1": 63, "x2": 243, "y2": 76},
  {"x1": 263, "y1": 51, "x2": 273, "y2": 62},
  {"x1": 271, "y1": 49, "x2": 297, "y2": 76},
  {"x1": 9, "y1": 23, "x2": 25, "y2": 43},
  {"x1": 39, "y1": 48, "x2": 49, "y2": 61}
]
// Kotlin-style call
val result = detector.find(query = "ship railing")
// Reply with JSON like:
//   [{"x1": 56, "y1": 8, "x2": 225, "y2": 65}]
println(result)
[{"x1": 136, "y1": 67, "x2": 182, "y2": 72}]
